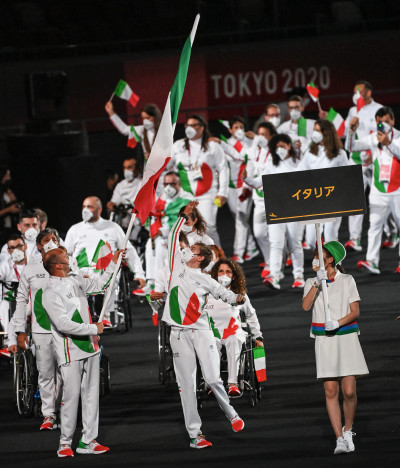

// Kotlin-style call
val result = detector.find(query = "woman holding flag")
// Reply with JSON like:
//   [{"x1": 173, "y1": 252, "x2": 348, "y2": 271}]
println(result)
[
  {"x1": 302, "y1": 241, "x2": 368, "y2": 455},
  {"x1": 169, "y1": 115, "x2": 229, "y2": 245}
]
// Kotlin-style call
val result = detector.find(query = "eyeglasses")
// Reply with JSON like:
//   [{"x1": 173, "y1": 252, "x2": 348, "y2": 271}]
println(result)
[
  {"x1": 267, "y1": 113, "x2": 281, "y2": 118},
  {"x1": 164, "y1": 182, "x2": 178, "y2": 186},
  {"x1": 8, "y1": 244, "x2": 25, "y2": 251},
  {"x1": 185, "y1": 123, "x2": 201, "y2": 128},
  {"x1": 288, "y1": 105, "x2": 301, "y2": 110}
]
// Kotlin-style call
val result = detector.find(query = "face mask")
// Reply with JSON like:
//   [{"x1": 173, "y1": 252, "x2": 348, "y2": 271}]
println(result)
[
  {"x1": 143, "y1": 119, "x2": 154, "y2": 130},
  {"x1": 43, "y1": 239, "x2": 58, "y2": 253},
  {"x1": 181, "y1": 223, "x2": 193, "y2": 233},
  {"x1": 234, "y1": 129, "x2": 245, "y2": 141},
  {"x1": 218, "y1": 274, "x2": 232, "y2": 287},
  {"x1": 124, "y1": 169, "x2": 134, "y2": 182},
  {"x1": 24, "y1": 227, "x2": 38, "y2": 242},
  {"x1": 185, "y1": 126, "x2": 197, "y2": 139},
  {"x1": 381, "y1": 122, "x2": 391, "y2": 133},
  {"x1": 82, "y1": 207, "x2": 94, "y2": 223},
  {"x1": 352, "y1": 91, "x2": 361, "y2": 106},
  {"x1": 257, "y1": 135, "x2": 268, "y2": 148},
  {"x1": 164, "y1": 184, "x2": 177, "y2": 199},
  {"x1": 276, "y1": 147, "x2": 288, "y2": 160},
  {"x1": 311, "y1": 130, "x2": 323, "y2": 144},
  {"x1": 312, "y1": 258, "x2": 320, "y2": 271},
  {"x1": 68, "y1": 256, "x2": 78, "y2": 275},
  {"x1": 268, "y1": 116, "x2": 280, "y2": 128},
  {"x1": 11, "y1": 248, "x2": 25, "y2": 263},
  {"x1": 181, "y1": 247, "x2": 194, "y2": 263},
  {"x1": 290, "y1": 109, "x2": 301, "y2": 121}
]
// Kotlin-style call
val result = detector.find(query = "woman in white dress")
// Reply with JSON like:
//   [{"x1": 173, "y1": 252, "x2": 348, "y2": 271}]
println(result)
[{"x1": 302, "y1": 241, "x2": 368, "y2": 455}]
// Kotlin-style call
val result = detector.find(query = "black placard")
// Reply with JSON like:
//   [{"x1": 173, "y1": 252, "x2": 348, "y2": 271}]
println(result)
[{"x1": 262, "y1": 165, "x2": 366, "y2": 224}]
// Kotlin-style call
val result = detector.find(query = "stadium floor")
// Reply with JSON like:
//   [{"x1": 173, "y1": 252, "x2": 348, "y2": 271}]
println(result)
[{"x1": 1, "y1": 206, "x2": 399, "y2": 467}]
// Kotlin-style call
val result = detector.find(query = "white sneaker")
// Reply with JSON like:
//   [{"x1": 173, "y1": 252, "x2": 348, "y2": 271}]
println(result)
[
  {"x1": 342, "y1": 427, "x2": 355, "y2": 452},
  {"x1": 334, "y1": 436, "x2": 349, "y2": 455}
]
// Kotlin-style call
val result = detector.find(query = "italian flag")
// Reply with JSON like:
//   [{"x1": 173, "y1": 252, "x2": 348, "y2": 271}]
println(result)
[
  {"x1": 128, "y1": 125, "x2": 141, "y2": 148},
  {"x1": 253, "y1": 346, "x2": 267, "y2": 382},
  {"x1": 114, "y1": 79, "x2": 140, "y2": 108},
  {"x1": 354, "y1": 88, "x2": 365, "y2": 112},
  {"x1": 2, "y1": 290, "x2": 15, "y2": 302},
  {"x1": 326, "y1": 108, "x2": 345, "y2": 137},
  {"x1": 298, "y1": 118, "x2": 314, "y2": 138},
  {"x1": 91, "y1": 240, "x2": 113, "y2": 270},
  {"x1": 76, "y1": 248, "x2": 89, "y2": 268},
  {"x1": 306, "y1": 82, "x2": 319, "y2": 102},
  {"x1": 133, "y1": 15, "x2": 200, "y2": 225},
  {"x1": 219, "y1": 119, "x2": 230, "y2": 129}
]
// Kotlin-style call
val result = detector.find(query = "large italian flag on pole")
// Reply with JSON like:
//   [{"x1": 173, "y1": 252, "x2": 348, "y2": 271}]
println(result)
[{"x1": 133, "y1": 15, "x2": 200, "y2": 225}]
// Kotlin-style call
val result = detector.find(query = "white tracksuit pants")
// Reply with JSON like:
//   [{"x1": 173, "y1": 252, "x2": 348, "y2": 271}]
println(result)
[
  {"x1": 105, "y1": 270, "x2": 121, "y2": 317},
  {"x1": 145, "y1": 236, "x2": 168, "y2": 281},
  {"x1": 32, "y1": 332, "x2": 62, "y2": 418},
  {"x1": 197, "y1": 197, "x2": 220, "y2": 245},
  {"x1": 227, "y1": 188, "x2": 257, "y2": 257},
  {"x1": 59, "y1": 355, "x2": 100, "y2": 446},
  {"x1": 383, "y1": 212, "x2": 398, "y2": 238},
  {"x1": 305, "y1": 218, "x2": 343, "y2": 246},
  {"x1": 253, "y1": 201, "x2": 270, "y2": 264},
  {"x1": 367, "y1": 192, "x2": 400, "y2": 266},
  {"x1": 0, "y1": 300, "x2": 9, "y2": 334},
  {"x1": 170, "y1": 327, "x2": 237, "y2": 438},
  {"x1": 269, "y1": 222, "x2": 304, "y2": 279},
  {"x1": 215, "y1": 332, "x2": 246, "y2": 385}
]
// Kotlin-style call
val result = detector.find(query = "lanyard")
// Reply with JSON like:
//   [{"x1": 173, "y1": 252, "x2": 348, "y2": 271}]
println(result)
[{"x1": 13, "y1": 264, "x2": 21, "y2": 282}]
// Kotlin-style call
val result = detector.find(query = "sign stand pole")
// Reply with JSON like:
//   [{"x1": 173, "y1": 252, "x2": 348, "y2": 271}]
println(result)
[{"x1": 315, "y1": 222, "x2": 331, "y2": 323}]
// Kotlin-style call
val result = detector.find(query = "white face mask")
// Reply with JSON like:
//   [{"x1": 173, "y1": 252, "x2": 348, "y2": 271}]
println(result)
[
  {"x1": 24, "y1": 227, "x2": 38, "y2": 242},
  {"x1": 124, "y1": 169, "x2": 134, "y2": 182},
  {"x1": 290, "y1": 109, "x2": 301, "y2": 121},
  {"x1": 164, "y1": 184, "x2": 177, "y2": 199},
  {"x1": 143, "y1": 119, "x2": 154, "y2": 130},
  {"x1": 11, "y1": 248, "x2": 25, "y2": 263},
  {"x1": 68, "y1": 256, "x2": 78, "y2": 275},
  {"x1": 312, "y1": 258, "x2": 320, "y2": 271},
  {"x1": 43, "y1": 239, "x2": 58, "y2": 253},
  {"x1": 352, "y1": 90, "x2": 361, "y2": 106},
  {"x1": 257, "y1": 135, "x2": 268, "y2": 148},
  {"x1": 185, "y1": 126, "x2": 197, "y2": 139},
  {"x1": 82, "y1": 207, "x2": 94, "y2": 223},
  {"x1": 234, "y1": 129, "x2": 245, "y2": 141},
  {"x1": 268, "y1": 116, "x2": 280, "y2": 128},
  {"x1": 311, "y1": 130, "x2": 323, "y2": 144},
  {"x1": 276, "y1": 147, "x2": 288, "y2": 160},
  {"x1": 218, "y1": 274, "x2": 232, "y2": 287},
  {"x1": 181, "y1": 223, "x2": 193, "y2": 233},
  {"x1": 181, "y1": 247, "x2": 194, "y2": 263}
]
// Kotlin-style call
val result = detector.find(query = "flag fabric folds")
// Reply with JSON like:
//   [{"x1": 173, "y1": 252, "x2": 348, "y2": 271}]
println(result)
[
  {"x1": 128, "y1": 126, "x2": 141, "y2": 148},
  {"x1": 326, "y1": 108, "x2": 345, "y2": 137},
  {"x1": 306, "y1": 82, "x2": 319, "y2": 102},
  {"x1": 133, "y1": 15, "x2": 200, "y2": 225},
  {"x1": 253, "y1": 346, "x2": 267, "y2": 382},
  {"x1": 92, "y1": 240, "x2": 113, "y2": 270},
  {"x1": 114, "y1": 79, "x2": 140, "y2": 108},
  {"x1": 297, "y1": 118, "x2": 315, "y2": 138}
]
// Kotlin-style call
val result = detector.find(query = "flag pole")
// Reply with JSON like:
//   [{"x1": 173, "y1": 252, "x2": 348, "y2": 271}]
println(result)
[
  {"x1": 315, "y1": 222, "x2": 331, "y2": 322},
  {"x1": 109, "y1": 92, "x2": 115, "y2": 102},
  {"x1": 98, "y1": 212, "x2": 137, "y2": 322},
  {"x1": 317, "y1": 98, "x2": 322, "y2": 112}
]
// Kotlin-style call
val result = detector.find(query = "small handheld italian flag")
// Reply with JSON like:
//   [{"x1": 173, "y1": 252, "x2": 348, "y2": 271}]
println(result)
[
  {"x1": 326, "y1": 108, "x2": 345, "y2": 137},
  {"x1": 128, "y1": 125, "x2": 141, "y2": 149},
  {"x1": 354, "y1": 87, "x2": 365, "y2": 112},
  {"x1": 306, "y1": 82, "x2": 319, "y2": 103},
  {"x1": 114, "y1": 79, "x2": 140, "y2": 108},
  {"x1": 298, "y1": 118, "x2": 314, "y2": 138},
  {"x1": 2, "y1": 290, "x2": 15, "y2": 302},
  {"x1": 253, "y1": 346, "x2": 267, "y2": 382},
  {"x1": 92, "y1": 240, "x2": 113, "y2": 270}
]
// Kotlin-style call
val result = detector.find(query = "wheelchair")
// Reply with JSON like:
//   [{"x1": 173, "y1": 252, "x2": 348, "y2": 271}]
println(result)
[
  {"x1": 99, "y1": 345, "x2": 111, "y2": 397},
  {"x1": 158, "y1": 319, "x2": 175, "y2": 385}
]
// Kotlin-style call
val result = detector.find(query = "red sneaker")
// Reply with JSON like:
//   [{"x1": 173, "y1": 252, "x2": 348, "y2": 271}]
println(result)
[
  {"x1": 231, "y1": 415, "x2": 245, "y2": 432},
  {"x1": 0, "y1": 348, "x2": 11, "y2": 358},
  {"x1": 102, "y1": 319, "x2": 113, "y2": 328},
  {"x1": 40, "y1": 416, "x2": 55, "y2": 431},
  {"x1": 395, "y1": 265, "x2": 400, "y2": 274},
  {"x1": 285, "y1": 257, "x2": 292, "y2": 267},
  {"x1": 76, "y1": 439, "x2": 110, "y2": 455},
  {"x1": 259, "y1": 262, "x2": 266, "y2": 268},
  {"x1": 231, "y1": 255, "x2": 244, "y2": 264},
  {"x1": 190, "y1": 434, "x2": 212, "y2": 449},
  {"x1": 261, "y1": 267, "x2": 270, "y2": 278},
  {"x1": 228, "y1": 383, "x2": 241, "y2": 396},
  {"x1": 57, "y1": 445, "x2": 74, "y2": 458}
]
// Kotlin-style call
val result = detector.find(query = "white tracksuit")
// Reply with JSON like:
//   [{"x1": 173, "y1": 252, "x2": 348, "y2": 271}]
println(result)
[
  {"x1": 65, "y1": 217, "x2": 145, "y2": 316},
  {"x1": 14, "y1": 262, "x2": 62, "y2": 419},
  {"x1": 110, "y1": 176, "x2": 143, "y2": 232},
  {"x1": 169, "y1": 138, "x2": 229, "y2": 245},
  {"x1": 0, "y1": 260, "x2": 25, "y2": 335},
  {"x1": 221, "y1": 137, "x2": 257, "y2": 258},
  {"x1": 145, "y1": 189, "x2": 192, "y2": 282},
  {"x1": 163, "y1": 217, "x2": 239, "y2": 438},
  {"x1": 245, "y1": 156, "x2": 304, "y2": 280},
  {"x1": 277, "y1": 119, "x2": 312, "y2": 156},
  {"x1": 347, "y1": 131, "x2": 400, "y2": 266},
  {"x1": 344, "y1": 99, "x2": 383, "y2": 241},
  {"x1": 205, "y1": 294, "x2": 262, "y2": 384},
  {"x1": 246, "y1": 145, "x2": 271, "y2": 265},
  {"x1": 298, "y1": 147, "x2": 349, "y2": 246},
  {"x1": 42, "y1": 261, "x2": 116, "y2": 446},
  {"x1": 0, "y1": 238, "x2": 38, "y2": 265}
]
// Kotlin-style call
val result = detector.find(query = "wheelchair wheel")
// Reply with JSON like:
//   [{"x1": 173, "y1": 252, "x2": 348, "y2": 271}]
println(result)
[
  {"x1": 117, "y1": 269, "x2": 131, "y2": 333},
  {"x1": 158, "y1": 322, "x2": 174, "y2": 385},
  {"x1": 100, "y1": 352, "x2": 111, "y2": 397},
  {"x1": 244, "y1": 346, "x2": 258, "y2": 407},
  {"x1": 16, "y1": 350, "x2": 36, "y2": 417}
]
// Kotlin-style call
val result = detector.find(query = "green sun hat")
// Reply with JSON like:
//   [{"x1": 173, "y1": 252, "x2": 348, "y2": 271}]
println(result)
[{"x1": 323, "y1": 241, "x2": 346, "y2": 264}]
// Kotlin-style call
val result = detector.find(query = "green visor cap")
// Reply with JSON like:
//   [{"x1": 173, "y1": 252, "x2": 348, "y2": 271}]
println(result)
[{"x1": 323, "y1": 241, "x2": 346, "y2": 264}]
